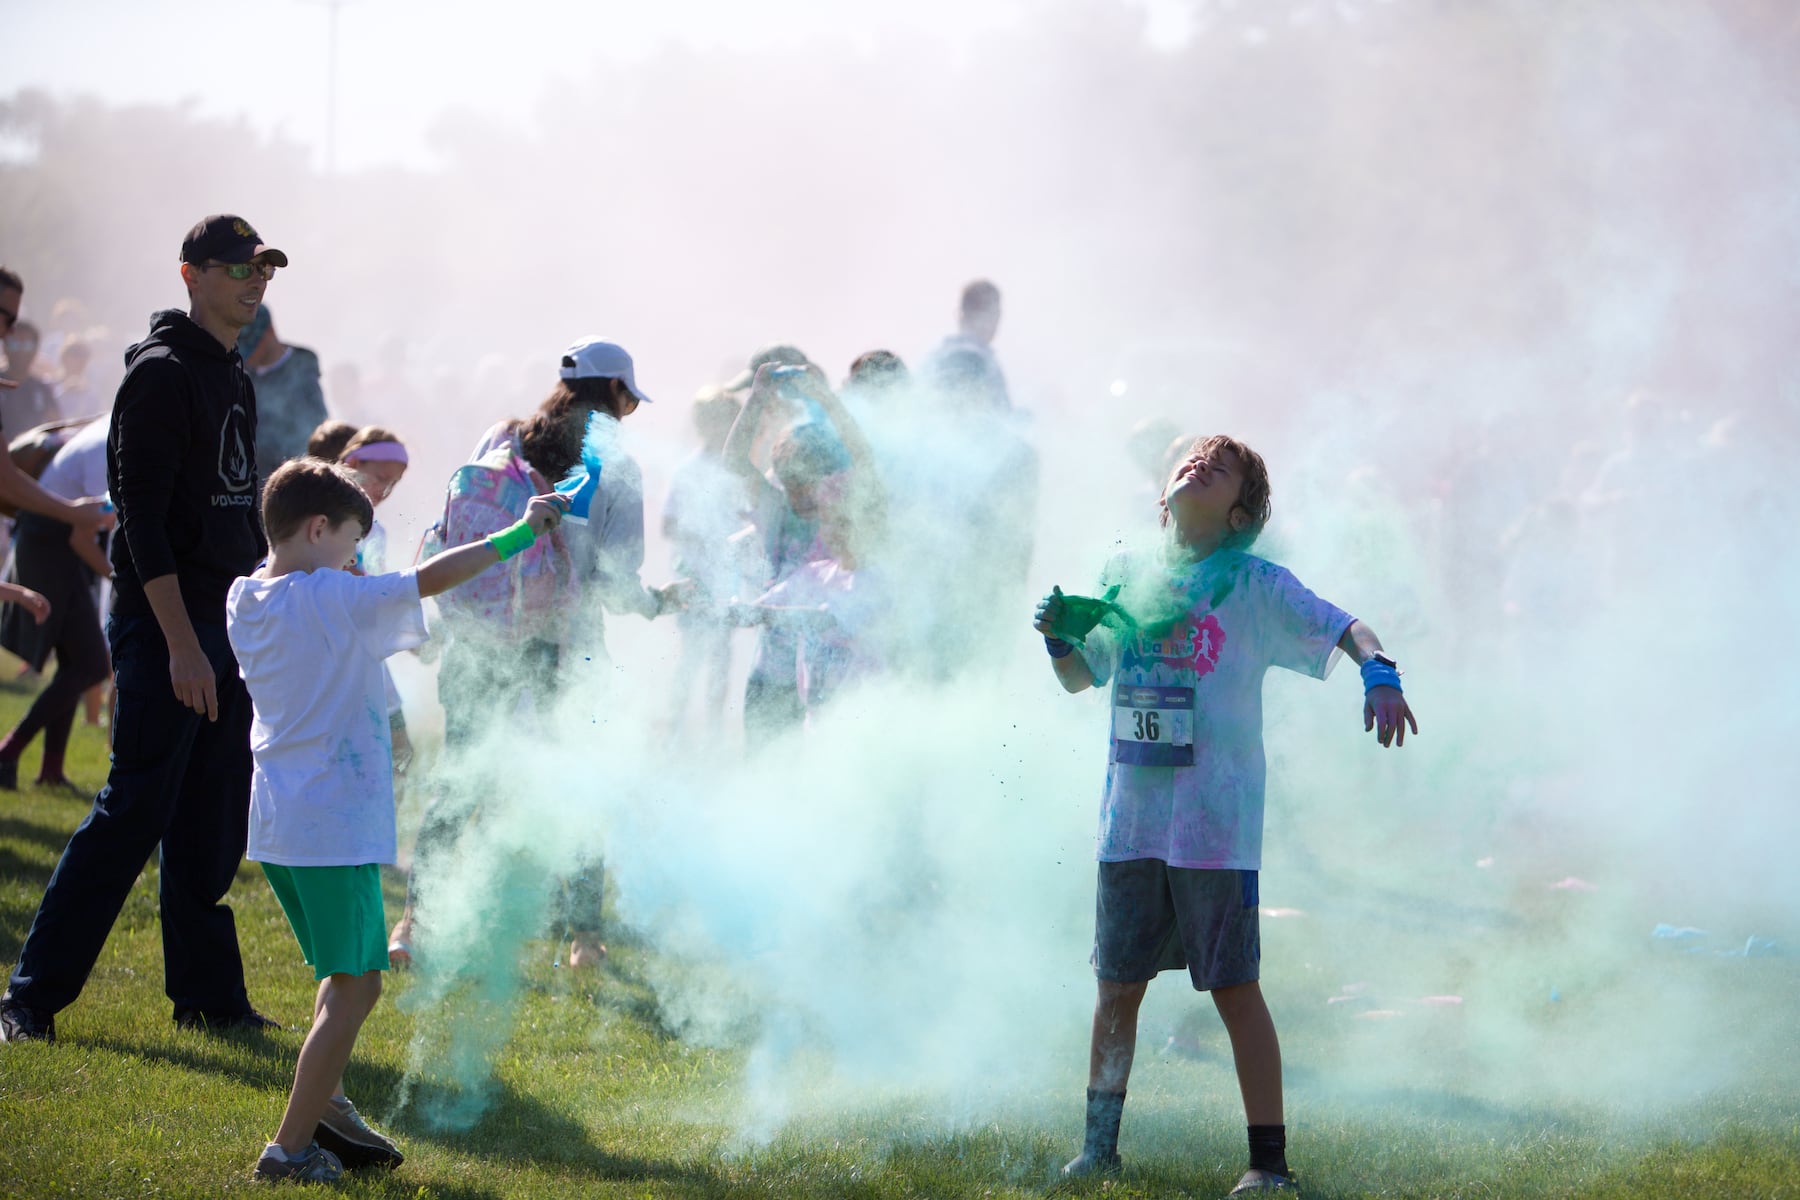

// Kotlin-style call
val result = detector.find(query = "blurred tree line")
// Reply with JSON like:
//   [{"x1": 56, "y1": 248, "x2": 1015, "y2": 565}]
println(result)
[{"x1": 2, "y1": 0, "x2": 1794, "y2": 429}]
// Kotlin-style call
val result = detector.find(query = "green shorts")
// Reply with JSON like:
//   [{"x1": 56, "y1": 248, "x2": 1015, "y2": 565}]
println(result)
[{"x1": 260, "y1": 863, "x2": 390, "y2": 981}]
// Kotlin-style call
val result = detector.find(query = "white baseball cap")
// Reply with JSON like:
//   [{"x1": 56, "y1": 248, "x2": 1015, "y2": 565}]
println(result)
[{"x1": 558, "y1": 336, "x2": 652, "y2": 404}]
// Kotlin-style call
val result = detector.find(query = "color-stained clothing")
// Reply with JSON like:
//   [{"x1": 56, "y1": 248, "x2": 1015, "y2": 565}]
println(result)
[
  {"x1": 431, "y1": 422, "x2": 574, "y2": 642},
  {"x1": 564, "y1": 411, "x2": 660, "y2": 622},
  {"x1": 1080, "y1": 547, "x2": 1353, "y2": 870},
  {"x1": 248, "y1": 344, "x2": 327, "y2": 483},
  {"x1": 758, "y1": 556, "x2": 890, "y2": 710},
  {"x1": 227, "y1": 567, "x2": 427, "y2": 867}
]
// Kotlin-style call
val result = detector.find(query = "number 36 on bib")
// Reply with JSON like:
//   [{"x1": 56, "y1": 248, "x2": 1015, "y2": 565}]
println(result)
[{"x1": 1112, "y1": 685, "x2": 1196, "y2": 766}]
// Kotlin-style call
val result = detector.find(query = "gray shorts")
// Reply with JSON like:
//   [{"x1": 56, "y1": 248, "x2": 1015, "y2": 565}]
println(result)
[{"x1": 1093, "y1": 859, "x2": 1260, "y2": 991}]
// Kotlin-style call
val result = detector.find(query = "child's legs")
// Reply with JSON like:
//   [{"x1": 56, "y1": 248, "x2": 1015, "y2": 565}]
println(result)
[
  {"x1": 1088, "y1": 859, "x2": 1188, "y2": 1093},
  {"x1": 1166, "y1": 867, "x2": 1279, "y2": 1125},
  {"x1": 260, "y1": 863, "x2": 392, "y2": 1148},
  {"x1": 1212, "y1": 979, "x2": 1282, "y2": 1125},
  {"x1": 275, "y1": 971, "x2": 382, "y2": 1152},
  {"x1": 1089, "y1": 978, "x2": 1149, "y2": 1091}
]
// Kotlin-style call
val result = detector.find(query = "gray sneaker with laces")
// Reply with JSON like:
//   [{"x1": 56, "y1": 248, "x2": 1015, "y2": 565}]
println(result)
[
  {"x1": 313, "y1": 1096, "x2": 404, "y2": 1169},
  {"x1": 252, "y1": 1141, "x2": 342, "y2": 1183}
]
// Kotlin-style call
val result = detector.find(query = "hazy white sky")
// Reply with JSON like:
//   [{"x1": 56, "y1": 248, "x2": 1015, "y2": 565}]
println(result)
[{"x1": 7, "y1": 0, "x2": 1192, "y2": 171}]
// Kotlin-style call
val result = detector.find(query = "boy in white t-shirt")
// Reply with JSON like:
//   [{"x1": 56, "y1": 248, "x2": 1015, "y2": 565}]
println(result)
[
  {"x1": 1033, "y1": 435, "x2": 1418, "y2": 1198},
  {"x1": 226, "y1": 458, "x2": 568, "y2": 1184}
]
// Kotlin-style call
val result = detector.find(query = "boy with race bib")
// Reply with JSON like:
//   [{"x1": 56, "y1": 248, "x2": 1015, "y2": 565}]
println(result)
[{"x1": 1033, "y1": 435, "x2": 1417, "y2": 1198}]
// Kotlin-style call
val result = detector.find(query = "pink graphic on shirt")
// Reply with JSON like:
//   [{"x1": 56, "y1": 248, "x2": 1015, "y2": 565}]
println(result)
[
  {"x1": 1187, "y1": 614, "x2": 1227, "y2": 677},
  {"x1": 1135, "y1": 613, "x2": 1227, "y2": 677}
]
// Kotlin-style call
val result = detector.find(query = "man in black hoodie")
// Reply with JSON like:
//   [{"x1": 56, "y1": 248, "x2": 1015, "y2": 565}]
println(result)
[{"x1": 1, "y1": 216, "x2": 286, "y2": 1044}]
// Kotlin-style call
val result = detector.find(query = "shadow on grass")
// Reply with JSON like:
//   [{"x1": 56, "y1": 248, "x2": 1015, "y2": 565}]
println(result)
[
  {"x1": 390, "y1": 1074, "x2": 732, "y2": 1191},
  {"x1": 0, "y1": 811, "x2": 78, "y2": 865},
  {"x1": 80, "y1": 1027, "x2": 324, "y2": 1093},
  {"x1": 77, "y1": 1026, "x2": 732, "y2": 1192}
]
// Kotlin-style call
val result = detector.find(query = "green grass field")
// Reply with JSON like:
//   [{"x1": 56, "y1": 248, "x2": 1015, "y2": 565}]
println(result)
[{"x1": 1, "y1": 671, "x2": 1798, "y2": 1199}]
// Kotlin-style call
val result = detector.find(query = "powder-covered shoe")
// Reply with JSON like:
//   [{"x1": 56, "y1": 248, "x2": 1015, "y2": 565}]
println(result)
[
  {"x1": 1228, "y1": 1167, "x2": 1300, "y2": 1195},
  {"x1": 251, "y1": 1141, "x2": 342, "y2": 1183},
  {"x1": 1063, "y1": 1087, "x2": 1126, "y2": 1177},
  {"x1": 313, "y1": 1096, "x2": 403, "y2": 1170},
  {"x1": 1062, "y1": 1150, "x2": 1122, "y2": 1177}
]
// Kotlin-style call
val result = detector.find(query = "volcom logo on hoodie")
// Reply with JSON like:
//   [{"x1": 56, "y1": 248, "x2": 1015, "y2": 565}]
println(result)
[{"x1": 216, "y1": 401, "x2": 256, "y2": 502}]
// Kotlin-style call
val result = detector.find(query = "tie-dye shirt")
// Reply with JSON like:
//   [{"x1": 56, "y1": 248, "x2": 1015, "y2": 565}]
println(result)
[{"x1": 1079, "y1": 547, "x2": 1353, "y2": 869}]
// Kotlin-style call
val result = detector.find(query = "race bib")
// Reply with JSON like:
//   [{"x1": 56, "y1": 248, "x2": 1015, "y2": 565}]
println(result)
[{"x1": 1112, "y1": 684, "x2": 1195, "y2": 766}]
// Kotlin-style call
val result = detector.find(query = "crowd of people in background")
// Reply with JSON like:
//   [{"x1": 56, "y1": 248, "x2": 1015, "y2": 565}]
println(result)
[
  {"x1": 0, "y1": 223, "x2": 1051, "y2": 1182},
  {"x1": 0, "y1": 199, "x2": 1785, "y2": 1192}
]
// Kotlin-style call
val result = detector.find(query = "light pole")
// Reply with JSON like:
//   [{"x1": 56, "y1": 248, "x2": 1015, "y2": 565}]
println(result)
[{"x1": 300, "y1": 0, "x2": 354, "y2": 173}]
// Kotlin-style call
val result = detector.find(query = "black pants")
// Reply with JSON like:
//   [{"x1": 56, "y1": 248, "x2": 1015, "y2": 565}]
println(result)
[
  {"x1": 0, "y1": 521, "x2": 111, "y2": 775},
  {"x1": 7, "y1": 613, "x2": 255, "y2": 1016}
]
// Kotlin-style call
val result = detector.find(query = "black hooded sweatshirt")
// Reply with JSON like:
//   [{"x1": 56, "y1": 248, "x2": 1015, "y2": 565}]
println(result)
[{"x1": 108, "y1": 309, "x2": 268, "y2": 626}]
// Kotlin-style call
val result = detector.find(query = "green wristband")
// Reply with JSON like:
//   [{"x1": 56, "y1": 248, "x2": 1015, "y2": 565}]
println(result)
[{"x1": 486, "y1": 519, "x2": 537, "y2": 561}]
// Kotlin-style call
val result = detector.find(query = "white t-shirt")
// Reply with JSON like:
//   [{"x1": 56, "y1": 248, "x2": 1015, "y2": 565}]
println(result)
[
  {"x1": 1079, "y1": 547, "x2": 1353, "y2": 870},
  {"x1": 227, "y1": 567, "x2": 429, "y2": 866},
  {"x1": 37, "y1": 416, "x2": 110, "y2": 501}
]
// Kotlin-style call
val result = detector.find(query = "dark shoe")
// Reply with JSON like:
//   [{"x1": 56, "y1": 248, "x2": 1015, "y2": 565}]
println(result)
[
  {"x1": 0, "y1": 758, "x2": 16, "y2": 791},
  {"x1": 251, "y1": 1141, "x2": 343, "y2": 1183},
  {"x1": 173, "y1": 1006, "x2": 284, "y2": 1033},
  {"x1": 0, "y1": 995, "x2": 55, "y2": 1044},
  {"x1": 1229, "y1": 1168, "x2": 1300, "y2": 1195},
  {"x1": 313, "y1": 1096, "x2": 403, "y2": 1170},
  {"x1": 1062, "y1": 1087, "x2": 1126, "y2": 1177}
]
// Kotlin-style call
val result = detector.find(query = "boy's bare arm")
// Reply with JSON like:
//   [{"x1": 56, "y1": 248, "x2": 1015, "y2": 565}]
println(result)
[
  {"x1": 415, "y1": 494, "x2": 567, "y2": 599},
  {"x1": 1337, "y1": 619, "x2": 1418, "y2": 748},
  {"x1": 720, "y1": 375, "x2": 782, "y2": 482},
  {"x1": 1033, "y1": 588, "x2": 1095, "y2": 694},
  {"x1": 0, "y1": 452, "x2": 112, "y2": 530}
]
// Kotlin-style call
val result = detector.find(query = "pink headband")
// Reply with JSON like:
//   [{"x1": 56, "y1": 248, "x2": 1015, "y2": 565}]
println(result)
[{"x1": 343, "y1": 441, "x2": 409, "y2": 466}]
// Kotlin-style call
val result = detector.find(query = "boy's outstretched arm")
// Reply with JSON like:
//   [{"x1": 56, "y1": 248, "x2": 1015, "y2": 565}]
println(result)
[
  {"x1": 416, "y1": 493, "x2": 569, "y2": 599},
  {"x1": 1033, "y1": 588, "x2": 1095, "y2": 694},
  {"x1": 1337, "y1": 620, "x2": 1418, "y2": 748}
]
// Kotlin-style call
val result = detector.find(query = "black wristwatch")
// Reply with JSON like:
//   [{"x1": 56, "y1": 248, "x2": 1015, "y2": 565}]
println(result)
[{"x1": 1370, "y1": 652, "x2": 1401, "y2": 673}]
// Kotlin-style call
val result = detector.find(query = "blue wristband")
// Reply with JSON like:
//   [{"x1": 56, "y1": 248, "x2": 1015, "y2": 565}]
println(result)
[
  {"x1": 1360, "y1": 659, "x2": 1403, "y2": 694},
  {"x1": 1044, "y1": 635, "x2": 1074, "y2": 659}
]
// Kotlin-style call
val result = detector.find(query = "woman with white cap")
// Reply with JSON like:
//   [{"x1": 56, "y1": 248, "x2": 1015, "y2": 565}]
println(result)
[{"x1": 390, "y1": 337, "x2": 681, "y2": 971}]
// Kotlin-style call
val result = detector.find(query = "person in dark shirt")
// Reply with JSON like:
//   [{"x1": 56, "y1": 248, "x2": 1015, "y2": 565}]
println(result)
[
  {"x1": 0, "y1": 267, "x2": 115, "y2": 530},
  {"x1": 1, "y1": 216, "x2": 287, "y2": 1044}
]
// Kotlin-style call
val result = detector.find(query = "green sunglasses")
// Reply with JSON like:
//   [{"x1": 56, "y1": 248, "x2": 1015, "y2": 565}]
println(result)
[{"x1": 204, "y1": 261, "x2": 277, "y2": 281}]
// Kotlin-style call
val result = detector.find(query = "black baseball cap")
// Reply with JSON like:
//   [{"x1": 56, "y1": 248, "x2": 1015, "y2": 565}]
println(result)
[{"x1": 179, "y1": 215, "x2": 289, "y2": 268}]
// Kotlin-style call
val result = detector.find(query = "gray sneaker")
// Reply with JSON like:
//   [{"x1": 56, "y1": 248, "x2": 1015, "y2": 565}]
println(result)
[
  {"x1": 313, "y1": 1097, "x2": 403, "y2": 1170},
  {"x1": 252, "y1": 1141, "x2": 342, "y2": 1183}
]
